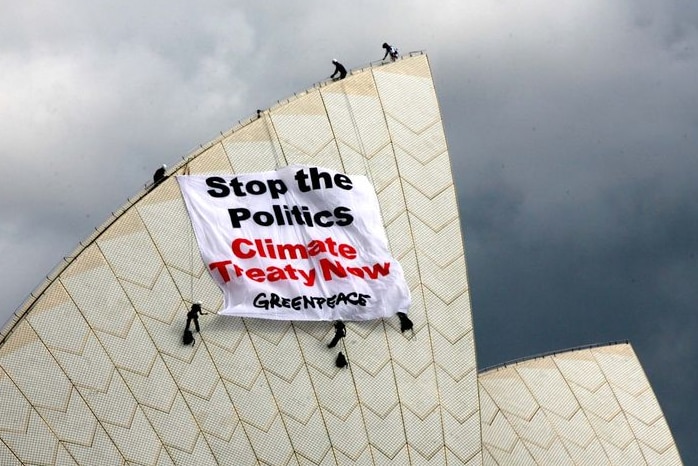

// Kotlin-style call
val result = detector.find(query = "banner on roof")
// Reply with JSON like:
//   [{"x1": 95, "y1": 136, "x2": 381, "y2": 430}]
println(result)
[{"x1": 177, "y1": 165, "x2": 411, "y2": 321}]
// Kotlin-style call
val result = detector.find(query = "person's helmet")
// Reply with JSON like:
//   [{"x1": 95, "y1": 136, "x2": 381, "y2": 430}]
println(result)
[
  {"x1": 195, "y1": 301, "x2": 202, "y2": 305},
  {"x1": 332, "y1": 59, "x2": 338, "y2": 63},
  {"x1": 382, "y1": 42, "x2": 389, "y2": 48}
]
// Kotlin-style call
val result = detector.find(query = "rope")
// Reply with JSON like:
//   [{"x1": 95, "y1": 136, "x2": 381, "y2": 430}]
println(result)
[
  {"x1": 260, "y1": 111, "x2": 283, "y2": 169},
  {"x1": 343, "y1": 89, "x2": 375, "y2": 185},
  {"x1": 184, "y1": 163, "x2": 195, "y2": 304}
]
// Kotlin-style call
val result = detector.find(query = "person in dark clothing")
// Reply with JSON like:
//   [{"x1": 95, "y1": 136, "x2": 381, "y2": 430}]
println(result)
[
  {"x1": 186, "y1": 301, "x2": 206, "y2": 333},
  {"x1": 153, "y1": 164, "x2": 167, "y2": 186},
  {"x1": 327, "y1": 320, "x2": 346, "y2": 348},
  {"x1": 382, "y1": 42, "x2": 399, "y2": 61},
  {"x1": 330, "y1": 59, "x2": 347, "y2": 80}
]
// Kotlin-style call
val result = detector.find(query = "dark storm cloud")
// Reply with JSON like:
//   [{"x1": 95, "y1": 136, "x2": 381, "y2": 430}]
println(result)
[
  {"x1": 1, "y1": 1, "x2": 696, "y2": 462},
  {"x1": 461, "y1": 166, "x2": 698, "y2": 459},
  {"x1": 445, "y1": 3, "x2": 698, "y2": 460}
]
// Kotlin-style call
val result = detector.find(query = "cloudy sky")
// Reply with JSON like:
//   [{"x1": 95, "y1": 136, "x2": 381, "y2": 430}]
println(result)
[{"x1": 2, "y1": 0, "x2": 696, "y2": 461}]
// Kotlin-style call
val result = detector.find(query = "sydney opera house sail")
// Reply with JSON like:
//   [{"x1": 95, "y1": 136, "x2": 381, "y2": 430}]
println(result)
[
  {"x1": 479, "y1": 343, "x2": 682, "y2": 465},
  {"x1": 0, "y1": 53, "x2": 682, "y2": 465}
]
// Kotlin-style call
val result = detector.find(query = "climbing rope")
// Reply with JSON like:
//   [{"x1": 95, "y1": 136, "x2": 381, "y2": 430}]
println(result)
[
  {"x1": 343, "y1": 88, "x2": 375, "y2": 185},
  {"x1": 259, "y1": 110, "x2": 284, "y2": 169},
  {"x1": 183, "y1": 163, "x2": 196, "y2": 304}
]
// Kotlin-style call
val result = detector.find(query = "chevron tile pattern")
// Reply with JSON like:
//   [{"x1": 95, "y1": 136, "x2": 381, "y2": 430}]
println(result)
[
  {"x1": 479, "y1": 343, "x2": 682, "y2": 465},
  {"x1": 0, "y1": 54, "x2": 681, "y2": 465}
]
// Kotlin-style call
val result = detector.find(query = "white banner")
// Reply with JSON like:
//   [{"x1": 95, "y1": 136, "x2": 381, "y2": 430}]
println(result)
[{"x1": 177, "y1": 165, "x2": 411, "y2": 321}]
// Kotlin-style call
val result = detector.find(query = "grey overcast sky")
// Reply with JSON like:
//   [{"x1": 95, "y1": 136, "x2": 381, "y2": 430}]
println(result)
[{"x1": 2, "y1": 1, "x2": 696, "y2": 462}]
